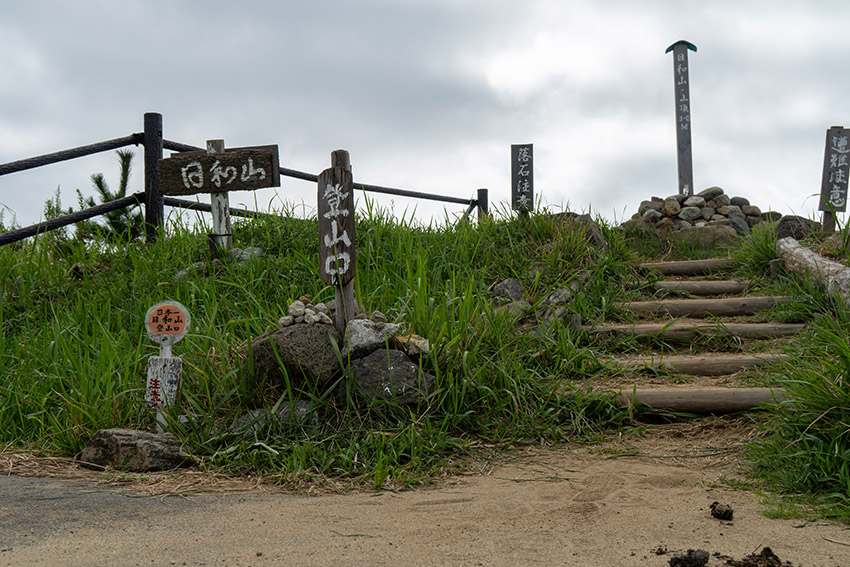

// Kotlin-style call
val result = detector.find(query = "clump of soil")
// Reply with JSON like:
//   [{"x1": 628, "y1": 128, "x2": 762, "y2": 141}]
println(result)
[
  {"x1": 724, "y1": 547, "x2": 795, "y2": 567},
  {"x1": 710, "y1": 501, "x2": 734, "y2": 520}
]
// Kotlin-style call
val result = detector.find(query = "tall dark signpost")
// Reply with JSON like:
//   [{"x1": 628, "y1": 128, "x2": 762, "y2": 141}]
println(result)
[
  {"x1": 318, "y1": 150, "x2": 356, "y2": 335},
  {"x1": 666, "y1": 40, "x2": 697, "y2": 197},
  {"x1": 819, "y1": 125, "x2": 850, "y2": 233},
  {"x1": 511, "y1": 143, "x2": 533, "y2": 215}
]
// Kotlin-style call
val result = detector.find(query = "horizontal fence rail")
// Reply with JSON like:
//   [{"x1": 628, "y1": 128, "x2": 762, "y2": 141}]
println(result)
[
  {"x1": 0, "y1": 113, "x2": 488, "y2": 247},
  {"x1": 0, "y1": 134, "x2": 143, "y2": 176}
]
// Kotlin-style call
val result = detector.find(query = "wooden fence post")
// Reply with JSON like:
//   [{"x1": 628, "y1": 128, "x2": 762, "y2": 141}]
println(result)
[
  {"x1": 144, "y1": 112, "x2": 164, "y2": 242},
  {"x1": 318, "y1": 149, "x2": 356, "y2": 336},
  {"x1": 477, "y1": 188, "x2": 489, "y2": 221},
  {"x1": 206, "y1": 139, "x2": 233, "y2": 252}
]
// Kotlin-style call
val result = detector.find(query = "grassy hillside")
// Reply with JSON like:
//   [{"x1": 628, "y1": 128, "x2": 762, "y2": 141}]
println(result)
[{"x1": 1, "y1": 205, "x2": 849, "y2": 519}]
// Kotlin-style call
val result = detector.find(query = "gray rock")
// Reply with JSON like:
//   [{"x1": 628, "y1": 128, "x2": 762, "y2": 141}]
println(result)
[
  {"x1": 717, "y1": 205, "x2": 743, "y2": 217},
  {"x1": 79, "y1": 429, "x2": 188, "y2": 472},
  {"x1": 229, "y1": 247, "x2": 264, "y2": 262},
  {"x1": 638, "y1": 200, "x2": 662, "y2": 215},
  {"x1": 709, "y1": 217, "x2": 732, "y2": 226},
  {"x1": 279, "y1": 315, "x2": 294, "y2": 327},
  {"x1": 697, "y1": 186, "x2": 725, "y2": 200},
  {"x1": 345, "y1": 319, "x2": 401, "y2": 359},
  {"x1": 317, "y1": 312, "x2": 333, "y2": 325},
  {"x1": 746, "y1": 215, "x2": 762, "y2": 227},
  {"x1": 741, "y1": 205, "x2": 761, "y2": 216},
  {"x1": 673, "y1": 219, "x2": 692, "y2": 230},
  {"x1": 706, "y1": 195, "x2": 731, "y2": 208},
  {"x1": 248, "y1": 323, "x2": 342, "y2": 390},
  {"x1": 314, "y1": 303, "x2": 330, "y2": 316},
  {"x1": 288, "y1": 300, "x2": 306, "y2": 318},
  {"x1": 641, "y1": 208, "x2": 663, "y2": 223},
  {"x1": 662, "y1": 196, "x2": 681, "y2": 216},
  {"x1": 654, "y1": 217, "x2": 674, "y2": 232},
  {"x1": 495, "y1": 299, "x2": 531, "y2": 319},
  {"x1": 678, "y1": 206, "x2": 703, "y2": 221},
  {"x1": 230, "y1": 400, "x2": 317, "y2": 435},
  {"x1": 700, "y1": 206, "x2": 716, "y2": 221},
  {"x1": 777, "y1": 215, "x2": 820, "y2": 239},
  {"x1": 728, "y1": 214, "x2": 751, "y2": 236},
  {"x1": 491, "y1": 278, "x2": 525, "y2": 301},
  {"x1": 351, "y1": 349, "x2": 435, "y2": 404},
  {"x1": 683, "y1": 196, "x2": 706, "y2": 208},
  {"x1": 762, "y1": 211, "x2": 783, "y2": 223},
  {"x1": 370, "y1": 310, "x2": 388, "y2": 324},
  {"x1": 671, "y1": 225, "x2": 738, "y2": 247},
  {"x1": 730, "y1": 196, "x2": 750, "y2": 207}
]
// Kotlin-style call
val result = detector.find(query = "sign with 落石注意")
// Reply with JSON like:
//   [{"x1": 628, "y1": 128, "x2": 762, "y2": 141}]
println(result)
[
  {"x1": 157, "y1": 145, "x2": 280, "y2": 196},
  {"x1": 819, "y1": 126, "x2": 849, "y2": 213},
  {"x1": 511, "y1": 144, "x2": 533, "y2": 212}
]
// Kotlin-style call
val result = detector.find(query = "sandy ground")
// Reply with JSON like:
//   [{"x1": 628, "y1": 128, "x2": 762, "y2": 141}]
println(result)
[{"x1": 2, "y1": 419, "x2": 849, "y2": 567}]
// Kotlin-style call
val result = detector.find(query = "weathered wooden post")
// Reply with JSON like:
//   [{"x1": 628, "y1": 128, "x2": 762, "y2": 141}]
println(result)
[
  {"x1": 206, "y1": 139, "x2": 233, "y2": 252},
  {"x1": 143, "y1": 112, "x2": 164, "y2": 242},
  {"x1": 477, "y1": 188, "x2": 489, "y2": 221},
  {"x1": 144, "y1": 301, "x2": 191, "y2": 433},
  {"x1": 318, "y1": 150, "x2": 356, "y2": 336},
  {"x1": 511, "y1": 144, "x2": 533, "y2": 216},
  {"x1": 666, "y1": 40, "x2": 697, "y2": 197},
  {"x1": 818, "y1": 125, "x2": 849, "y2": 233}
]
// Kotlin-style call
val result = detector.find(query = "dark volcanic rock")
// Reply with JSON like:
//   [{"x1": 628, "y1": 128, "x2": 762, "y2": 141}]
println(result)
[
  {"x1": 79, "y1": 429, "x2": 187, "y2": 472},
  {"x1": 248, "y1": 323, "x2": 342, "y2": 391},
  {"x1": 776, "y1": 215, "x2": 820, "y2": 239},
  {"x1": 351, "y1": 349, "x2": 435, "y2": 404}
]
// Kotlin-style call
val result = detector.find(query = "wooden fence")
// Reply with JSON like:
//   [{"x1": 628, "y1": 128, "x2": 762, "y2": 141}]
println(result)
[{"x1": 0, "y1": 112, "x2": 489, "y2": 247}]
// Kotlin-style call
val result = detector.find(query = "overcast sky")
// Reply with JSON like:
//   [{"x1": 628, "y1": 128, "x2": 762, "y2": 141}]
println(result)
[{"x1": 1, "y1": 0, "x2": 848, "y2": 230}]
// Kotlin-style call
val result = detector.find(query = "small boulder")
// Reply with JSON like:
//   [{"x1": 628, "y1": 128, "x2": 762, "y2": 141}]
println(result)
[
  {"x1": 730, "y1": 196, "x2": 750, "y2": 207},
  {"x1": 777, "y1": 215, "x2": 820, "y2": 239},
  {"x1": 672, "y1": 225, "x2": 738, "y2": 247},
  {"x1": 717, "y1": 205, "x2": 743, "y2": 217},
  {"x1": 344, "y1": 319, "x2": 401, "y2": 358},
  {"x1": 741, "y1": 204, "x2": 762, "y2": 216},
  {"x1": 491, "y1": 278, "x2": 524, "y2": 301},
  {"x1": 662, "y1": 196, "x2": 681, "y2": 216},
  {"x1": 79, "y1": 429, "x2": 188, "y2": 472},
  {"x1": 728, "y1": 214, "x2": 751, "y2": 236},
  {"x1": 677, "y1": 206, "x2": 703, "y2": 221},
  {"x1": 697, "y1": 186, "x2": 724, "y2": 200},
  {"x1": 351, "y1": 349, "x2": 436, "y2": 404},
  {"x1": 683, "y1": 196, "x2": 706, "y2": 208},
  {"x1": 248, "y1": 323, "x2": 342, "y2": 391}
]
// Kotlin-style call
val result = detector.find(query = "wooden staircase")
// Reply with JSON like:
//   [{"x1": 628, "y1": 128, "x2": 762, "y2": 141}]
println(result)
[{"x1": 588, "y1": 258, "x2": 798, "y2": 414}]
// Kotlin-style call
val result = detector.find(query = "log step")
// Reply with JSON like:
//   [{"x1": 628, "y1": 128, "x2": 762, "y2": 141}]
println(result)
[
  {"x1": 617, "y1": 295, "x2": 791, "y2": 318},
  {"x1": 654, "y1": 280, "x2": 752, "y2": 296},
  {"x1": 611, "y1": 353, "x2": 791, "y2": 376},
  {"x1": 588, "y1": 321, "x2": 805, "y2": 340},
  {"x1": 616, "y1": 387, "x2": 786, "y2": 414},
  {"x1": 640, "y1": 258, "x2": 735, "y2": 275}
]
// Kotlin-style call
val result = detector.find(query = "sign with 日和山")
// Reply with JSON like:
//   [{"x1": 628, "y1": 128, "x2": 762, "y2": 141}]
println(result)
[{"x1": 157, "y1": 145, "x2": 280, "y2": 196}]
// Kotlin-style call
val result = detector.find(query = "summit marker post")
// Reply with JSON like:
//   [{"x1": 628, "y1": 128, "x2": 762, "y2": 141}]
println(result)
[{"x1": 666, "y1": 40, "x2": 697, "y2": 197}]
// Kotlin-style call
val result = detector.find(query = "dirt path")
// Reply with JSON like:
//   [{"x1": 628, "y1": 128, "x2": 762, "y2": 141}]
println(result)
[{"x1": 2, "y1": 420, "x2": 849, "y2": 566}]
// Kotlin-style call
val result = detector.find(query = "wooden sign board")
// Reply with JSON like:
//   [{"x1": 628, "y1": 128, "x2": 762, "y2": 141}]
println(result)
[
  {"x1": 819, "y1": 126, "x2": 849, "y2": 213},
  {"x1": 318, "y1": 166, "x2": 355, "y2": 286},
  {"x1": 158, "y1": 145, "x2": 280, "y2": 196},
  {"x1": 511, "y1": 143, "x2": 533, "y2": 212}
]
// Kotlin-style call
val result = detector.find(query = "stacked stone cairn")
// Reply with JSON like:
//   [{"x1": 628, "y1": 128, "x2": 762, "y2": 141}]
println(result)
[
  {"x1": 233, "y1": 295, "x2": 434, "y2": 435},
  {"x1": 625, "y1": 186, "x2": 782, "y2": 241}
]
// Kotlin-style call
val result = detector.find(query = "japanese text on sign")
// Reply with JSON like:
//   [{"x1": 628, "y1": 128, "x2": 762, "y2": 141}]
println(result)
[
  {"x1": 820, "y1": 127, "x2": 850, "y2": 212},
  {"x1": 149, "y1": 306, "x2": 187, "y2": 335},
  {"x1": 511, "y1": 144, "x2": 534, "y2": 212},
  {"x1": 157, "y1": 146, "x2": 280, "y2": 196},
  {"x1": 318, "y1": 166, "x2": 356, "y2": 286}
]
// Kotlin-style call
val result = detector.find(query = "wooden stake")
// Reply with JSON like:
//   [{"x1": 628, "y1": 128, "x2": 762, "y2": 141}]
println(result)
[{"x1": 207, "y1": 139, "x2": 233, "y2": 252}]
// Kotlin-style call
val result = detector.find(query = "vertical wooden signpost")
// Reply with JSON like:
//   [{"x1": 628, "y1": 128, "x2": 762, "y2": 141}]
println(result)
[
  {"x1": 666, "y1": 40, "x2": 697, "y2": 197},
  {"x1": 511, "y1": 143, "x2": 533, "y2": 215},
  {"x1": 145, "y1": 301, "x2": 191, "y2": 434},
  {"x1": 819, "y1": 125, "x2": 849, "y2": 233},
  {"x1": 318, "y1": 150, "x2": 356, "y2": 335}
]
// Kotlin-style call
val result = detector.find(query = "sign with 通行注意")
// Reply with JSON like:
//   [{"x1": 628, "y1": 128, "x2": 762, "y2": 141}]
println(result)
[
  {"x1": 819, "y1": 126, "x2": 849, "y2": 213},
  {"x1": 511, "y1": 144, "x2": 533, "y2": 212},
  {"x1": 157, "y1": 145, "x2": 280, "y2": 196}
]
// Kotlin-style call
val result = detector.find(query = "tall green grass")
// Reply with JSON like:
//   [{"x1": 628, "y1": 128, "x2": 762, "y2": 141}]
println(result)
[{"x1": 0, "y1": 205, "x2": 630, "y2": 487}]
